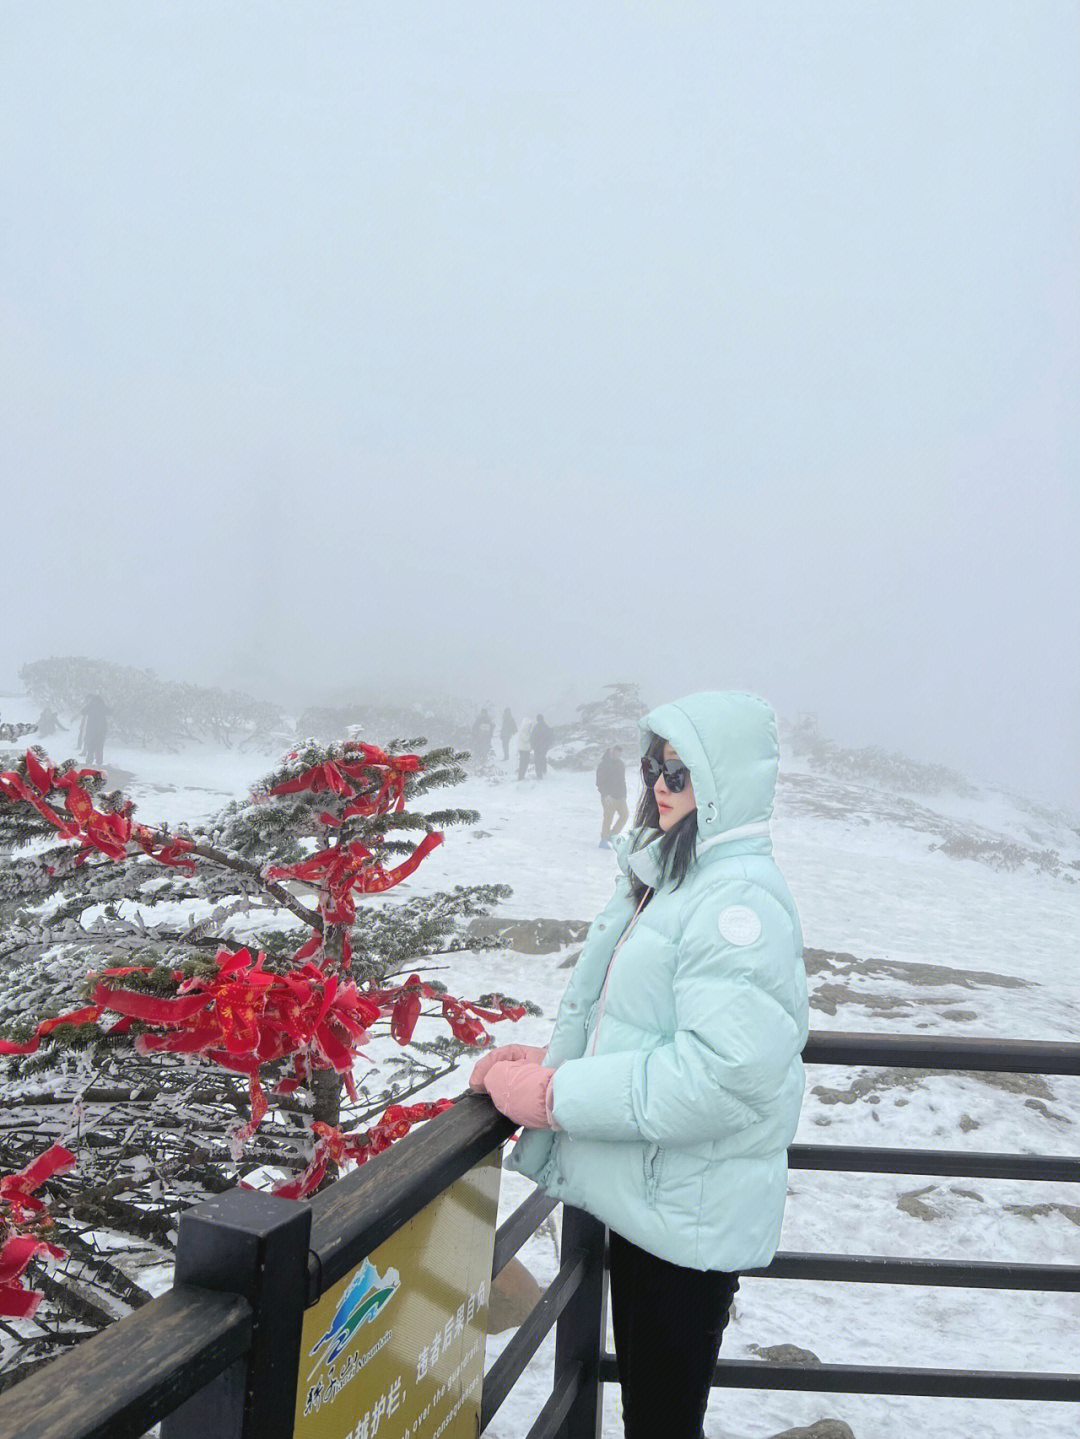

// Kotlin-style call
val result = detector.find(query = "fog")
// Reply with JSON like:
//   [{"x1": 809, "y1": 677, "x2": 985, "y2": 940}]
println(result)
[{"x1": 2, "y1": 2, "x2": 1077, "y2": 807}]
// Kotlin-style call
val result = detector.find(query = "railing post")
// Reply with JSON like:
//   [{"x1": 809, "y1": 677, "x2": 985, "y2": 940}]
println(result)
[
  {"x1": 160, "y1": 1188, "x2": 312, "y2": 1439},
  {"x1": 552, "y1": 1205, "x2": 607, "y2": 1439}
]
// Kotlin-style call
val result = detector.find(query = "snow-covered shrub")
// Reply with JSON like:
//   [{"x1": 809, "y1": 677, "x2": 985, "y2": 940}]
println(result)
[{"x1": 19, "y1": 657, "x2": 287, "y2": 752}]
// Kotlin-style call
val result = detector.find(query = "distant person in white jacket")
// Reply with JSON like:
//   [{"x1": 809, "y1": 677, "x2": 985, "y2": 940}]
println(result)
[{"x1": 516, "y1": 717, "x2": 534, "y2": 780}]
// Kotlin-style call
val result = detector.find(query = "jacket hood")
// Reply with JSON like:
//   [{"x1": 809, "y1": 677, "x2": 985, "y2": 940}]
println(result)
[{"x1": 639, "y1": 691, "x2": 779, "y2": 841}]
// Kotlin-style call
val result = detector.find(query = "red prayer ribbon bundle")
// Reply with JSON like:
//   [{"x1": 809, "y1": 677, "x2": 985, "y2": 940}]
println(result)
[
  {"x1": 262, "y1": 742, "x2": 422, "y2": 825},
  {"x1": 0, "y1": 750, "x2": 194, "y2": 869},
  {"x1": 97, "y1": 948, "x2": 383, "y2": 1117},
  {"x1": 0, "y1": 1233, "x2": 67, "y2": 1318},
  {"x1": 0, "y1": 752, "x2": 111, "y2": 852},
  {"x1": 0, "y1": 1144, "x2": 75, "y2": 1317},
  {"x1": 0, "y1": 1144, "x2": 76, "y2": 1228},
  {"x1": 0, "y1": 741, "x2": 527, "y2": 1202},
  {"x1": 0, "y1": 949, "x2": 381, "y2": 1120}
]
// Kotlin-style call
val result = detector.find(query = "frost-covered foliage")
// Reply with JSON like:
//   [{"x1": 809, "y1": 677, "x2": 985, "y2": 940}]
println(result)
[
  {"x1": 19, "y1": 657, "x2": 287, "y2": 752},
  {"x1": 297, "y1": 696, "x2": 476, "y2": 751},
  {"x1": 546, "y1": 683, "x2": 647, "y2": 771},
  {"x1": 784, "y1": 714, "x2": 978, "y2": 797},
  {"x1": 929, "y1": 833, "x2": 1074, "y2": 876},
  {"x1": 0, "y1": 734, "x2": 522, "y2": 1388},
  {"x1": 0, "y1": 717, "x2": 37, "y2": 745}
]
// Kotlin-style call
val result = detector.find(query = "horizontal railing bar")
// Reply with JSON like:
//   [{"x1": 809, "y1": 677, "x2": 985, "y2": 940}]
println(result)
[
  {"x1": 481, "y1": 1250, "x2": 587, "y2": 1431},
  {"x1": 0, "y1": 1284, "x2": 252, "y2": 1439},
  {"x1": 716, "y1": 1359, "x2": 1080, "y2": 1401},
  {"x1": 789, "y1": 1144, "x2": 1080, "y2": 1182},
  {"x1": 520, "y1": 1360, "x2": 584, "y2": 1439},
  {"x1": 307, "y1": 1091, "x2": 514, "y2": 1302},
  {"x1": 492, "y1": 1189, "x2": 560, "y2": 1279},
  {"x1": 598, "y1": 1355, "x2": 1080, "y2": 1400},
  {"x1": 803, "y1": 1031, "x2": 1080, "y2": 1075},
  {"x1": 747, "y1": 1251, "x2": 1080, "y2": 1290}
]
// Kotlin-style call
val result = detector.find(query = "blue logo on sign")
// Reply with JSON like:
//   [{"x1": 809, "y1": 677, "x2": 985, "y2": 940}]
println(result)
[{"x1": 308, "y1": 1258, "x2": 400, "y2": 1371}]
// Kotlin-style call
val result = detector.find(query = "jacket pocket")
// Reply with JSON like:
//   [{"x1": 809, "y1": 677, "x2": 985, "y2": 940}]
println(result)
[{"x1": 642, "y1": 1143, "x2": 665, "y2": 1206}]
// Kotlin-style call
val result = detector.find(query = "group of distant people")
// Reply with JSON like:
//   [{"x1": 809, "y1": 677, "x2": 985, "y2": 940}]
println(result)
[
  {"x1": 32, "y1": 696, "x2": 109, "y2": 767},
  {"x1": 471, "y1": 707, "x2": 630, "y2": 847},
  {"x1": 470, "y1": 708, "x2": 554, "y2": 779}
]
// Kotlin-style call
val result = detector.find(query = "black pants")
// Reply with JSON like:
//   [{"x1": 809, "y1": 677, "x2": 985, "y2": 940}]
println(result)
[{"x1": 607, "y1": 1228, "x2": 738, "y2": 1439}]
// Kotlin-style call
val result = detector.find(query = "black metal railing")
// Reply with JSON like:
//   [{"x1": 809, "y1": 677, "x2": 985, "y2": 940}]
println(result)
[
  {"x1": 626, "y1": 1034, "x2": 1080, "y2": 1411},
  {"x1": 0, "y1": 1029, "x2": 1076, "y2": 1438}
]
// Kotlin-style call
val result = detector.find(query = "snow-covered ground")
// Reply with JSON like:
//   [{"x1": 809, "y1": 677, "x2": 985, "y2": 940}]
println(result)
[{"x1": 2, "y1": 701, "x2": 1078, "y2": 1439}]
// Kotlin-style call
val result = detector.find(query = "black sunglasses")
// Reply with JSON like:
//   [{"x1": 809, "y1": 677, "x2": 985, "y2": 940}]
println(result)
[{"x1": 641, "y1": 756, "x2": 691, "y2": 793}]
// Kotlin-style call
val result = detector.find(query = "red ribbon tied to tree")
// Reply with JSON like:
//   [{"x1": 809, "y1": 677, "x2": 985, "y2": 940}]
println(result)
[
  {"x1": 0, "y1": 749, "x2": 195, "y2": 868},
  {"x1": 267, "y1": 1100, "x2": 455, "y2": 1199},
  {"x1": 0, "y1": 1233, "x2": 67, "y2": 1318},
  {"x1": 0, "y1": 1007, "x2": 106, "y2": 1057},
  {"x1": 366, "y1": 974, "x2": 527, "y2": 1046},
  {"x1": 262, "y1": 742, "x2": 423, "y2": 824},
  {"x1": 264, "y1": 832, "x2": 443, "y2": 923},
  {"x1": 0, "y1": 1144, "x2": 76, "y2": 1228},
  {"x1": 93, "y1": 948, "x2": 381, "y2": 1106},
  {"x1": 0, "y1": 1144, "x2": 75, "y2": 1317},
  {"x1": 0, "y1": 752, "x2": 105, "y2": 849}
]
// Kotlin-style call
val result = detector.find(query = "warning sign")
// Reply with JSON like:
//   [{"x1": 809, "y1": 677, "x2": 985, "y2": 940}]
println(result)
[{"x1": 294, "y1": 1151, "x2": 500, "y2": 1439}]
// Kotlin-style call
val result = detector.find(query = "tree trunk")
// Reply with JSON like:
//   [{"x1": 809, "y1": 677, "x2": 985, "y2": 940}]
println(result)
[
  {"x1": 310, "y1": 919, "x2": 346, "y2": 1183},
  {"x1": 310, "y1": 1067, "x2": 342, "y2": 1130}
]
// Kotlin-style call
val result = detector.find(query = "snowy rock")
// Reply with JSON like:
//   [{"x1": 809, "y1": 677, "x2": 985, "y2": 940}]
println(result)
[
  {"x1": 465, "y1": 917, "x2": 590, "y2": 953},
  {"x1": 488, "y1": 1258, "x2": 544, "y2": 1333},
  {"x1": 768, "y1": 1422, "x2": 856, "y2": 1439},
  {"x1": 748, "y1": 1343, "x2": 823, "y2": 1366}
]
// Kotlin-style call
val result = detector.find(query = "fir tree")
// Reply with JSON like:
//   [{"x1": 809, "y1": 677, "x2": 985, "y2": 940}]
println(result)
[
  {"x1": 546, "y1": 682, "x2": 647, "y2": 770},
  {"x1": 0, "y1": 732, "x2": 527, "y2": 1387}
]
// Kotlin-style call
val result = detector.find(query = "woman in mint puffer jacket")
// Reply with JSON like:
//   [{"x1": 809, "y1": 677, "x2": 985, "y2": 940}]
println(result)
[{"x1": 471, "y1": 691, "x2": 809, "y2": 1439}]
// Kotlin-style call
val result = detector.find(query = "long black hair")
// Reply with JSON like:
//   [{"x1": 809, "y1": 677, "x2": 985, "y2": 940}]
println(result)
[{"x1": 627, "y1": 733, "x2": 698, "y2": 903}]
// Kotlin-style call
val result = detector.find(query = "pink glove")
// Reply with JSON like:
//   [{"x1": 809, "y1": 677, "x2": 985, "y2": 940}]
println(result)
[
  {"x1": 469, "y1": 1043, "x2": 548, "y2": 1091},
  {"x1": 483, "y1": 1061, "x2": 558, "y2": 1130}
]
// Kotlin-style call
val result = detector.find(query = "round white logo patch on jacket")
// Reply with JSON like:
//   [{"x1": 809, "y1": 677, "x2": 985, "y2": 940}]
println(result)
[{"x1": 717, "y1": 905, "x2": 762, "y2": 946}]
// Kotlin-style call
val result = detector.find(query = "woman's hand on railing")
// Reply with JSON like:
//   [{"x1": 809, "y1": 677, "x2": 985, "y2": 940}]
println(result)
[
  {"x1": 468, "y1": 1043, "x2": 548, "y2": 1091},
  {"x1": 481, "y1": 1062, "x2": 558, "y2": 1130}
]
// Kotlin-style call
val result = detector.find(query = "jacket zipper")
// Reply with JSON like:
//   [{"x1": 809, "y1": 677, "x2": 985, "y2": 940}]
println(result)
[
  {"x1": 643, "y1": 1143, "x2": 664, "y2": 1205},
  {"x1": 589, "y1": 888, "x2": 651, "y2": 1057}
]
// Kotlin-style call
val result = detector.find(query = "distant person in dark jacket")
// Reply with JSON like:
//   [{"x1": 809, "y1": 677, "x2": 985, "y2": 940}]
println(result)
[
  {"x1": 531, "y1": 715, "x2": 553, "y2": 779},
  {"x1": 471, "y1": 709, "x2": 494, "y2": 763},
  {"x1": 500, "y1": 708, "x2": 517, "y2": 761},
  {"x1": 35, "y1": 707, "x2": 67, "y2": 739},
  {"x1": 595, "y1": 745, "x2": 628, "y2": 848},
  {"x1": 78, "y1": 695, "x2": 109, "y2": 768}
]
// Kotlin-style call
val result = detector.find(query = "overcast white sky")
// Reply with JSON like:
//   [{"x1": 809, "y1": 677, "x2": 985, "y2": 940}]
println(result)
[{"x1": 2, "y1": 2, "x2": 1077, "y2": 806}]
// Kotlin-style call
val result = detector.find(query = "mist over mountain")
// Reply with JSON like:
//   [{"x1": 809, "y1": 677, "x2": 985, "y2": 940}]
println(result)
[{"x1": 3, "y1": 2, "x2": 1076, "y2": 808}]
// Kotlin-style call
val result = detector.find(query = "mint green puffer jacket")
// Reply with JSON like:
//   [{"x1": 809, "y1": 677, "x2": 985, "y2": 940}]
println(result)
[{"x1": 505, "y1": 691, "x2": 809, "y2": 1272}]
